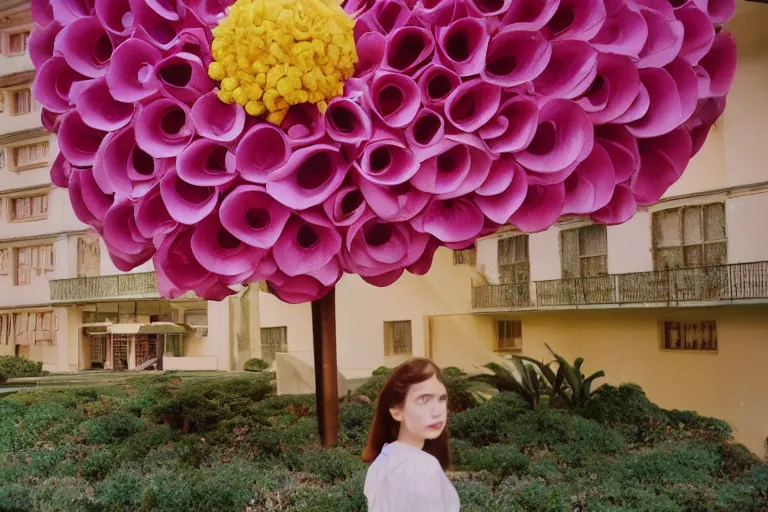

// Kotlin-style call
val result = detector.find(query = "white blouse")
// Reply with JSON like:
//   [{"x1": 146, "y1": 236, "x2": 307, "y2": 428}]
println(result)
[{"x1": 364, "y1": 441, "x2": 461, "y2": 512}]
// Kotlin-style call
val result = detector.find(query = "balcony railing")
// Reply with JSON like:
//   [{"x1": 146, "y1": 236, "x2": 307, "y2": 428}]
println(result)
[
  {"x1": 472, "y1": 282, "x2": 532, "y2": 309},
  {"x1": 50, "y1": 272, "x2": 159, "y2": 302},
  {"x1": 473, "y1": 261, "x2": 768, "y2": 310}
]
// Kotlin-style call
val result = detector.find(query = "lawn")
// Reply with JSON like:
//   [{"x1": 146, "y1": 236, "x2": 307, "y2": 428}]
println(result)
[{"x1": 0, "y1": 366, "x2": 766, "y2": 511}]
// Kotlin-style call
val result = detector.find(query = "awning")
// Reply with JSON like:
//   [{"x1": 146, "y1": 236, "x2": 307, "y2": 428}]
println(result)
[
  {"x1": 104, "y1": 322, "x2": 190, "y2": 335},
  {"x1": 0, "y1": 128, "x2": 49, "y2": 147},
  {"x1": 0, "y1": 70, "x2": 36, "y2": 89}
]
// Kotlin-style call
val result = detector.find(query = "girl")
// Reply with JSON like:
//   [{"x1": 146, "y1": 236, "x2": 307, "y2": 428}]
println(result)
[{"x1": 362, "y1": 358, "x2": 460, "y2": 512}]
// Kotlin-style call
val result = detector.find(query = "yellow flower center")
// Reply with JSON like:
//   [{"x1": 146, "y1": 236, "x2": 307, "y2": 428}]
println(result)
[{"x1": 208, "y1": 0, "x2": 358, "y2": 125}]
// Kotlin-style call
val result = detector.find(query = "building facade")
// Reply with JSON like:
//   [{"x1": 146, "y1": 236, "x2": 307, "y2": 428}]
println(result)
[
  {"x1": 262, "y1": 1, "x2": 768, "y2": 454},
  {"x1": 0, "y1": 0, "x2": 261, "y2": 373}
]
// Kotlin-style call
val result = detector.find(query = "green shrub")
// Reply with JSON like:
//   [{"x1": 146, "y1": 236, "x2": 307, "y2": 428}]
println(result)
[
  {"x1": 0, "y1": 484, "x2": 31, "y2": 512},
  {"x1": 582, "y1": 383, "x2": 669, "y2": 443},
  {"x1": 149, "y1": 375, "x2": 274, "y2": 433},
  {"x1": 354, "y1": 373, "x2": 389, "y2": 400},
  {"x1": 289, "y1": 448, "x2": 366, "y2": 483},
  {"x1": 371, "y1": 366, "x2": 393, "y2": 376},
  {"x1": 29, "y1": 476, "x2": 95, "y2": 512},
  {"x1": 717, "y1": 443, "x2": 760, "y2": 476},
  {"x1": 81, "y1": 449, "x2": 116, "y2": 480},
  {"x1": 665, "y1": 409, "x2": 733, "y2": 442},
  {"x1": 621, "y1": 443, "x2": 719, "y2": 485},
  {"x1": 81, "y1": 411, "x2": 145, "y2": 445},
  {"x1": 453, "y1": 478, "x2": 495, "y2": 510},
  {"x1": 0, "y1": 357, "x2": 45, "y2": 379},
  {"x1": 339, "y1": 402, "x2": 373, "y2": 446},
  {"x1": 94, "y1": 464, "x2": 145, "y2": 511},
  {"x1": 451, "y1": 393, "x2": 527, "y2": 446},
  {"x1": 0, "y1": 371, "x2": 8, "y2": 385},
  {"x1": 464, "y1": 444, "x2": 529, "y2": 479},
  {"x1": 244, "y1": 358, "x2": 269, "y2": 372}
]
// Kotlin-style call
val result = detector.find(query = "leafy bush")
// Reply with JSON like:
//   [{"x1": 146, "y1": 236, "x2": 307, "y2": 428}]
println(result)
[
  {"x1": 451, "y1": 392, "x2": 527, "y2": 446},
  {"x1": 0, "y1": 357, "x2": 45, "y2": 379},
  {"x1": 339, "y1": 402, "x2": 374, "y2": 446},
  {"x1": 81, "y1": 411, "x2": 145, "y2": 445},
  {"x1": 463, "y1": 444, "x2": 530, "y2": 479},
  {"x1": 244, "y1": 358, "x2": 269, "y2": 372},
  {"x1": 288, "y1": 448, "x2": 366, "y2": 483},
  {"x1": 81, "y1": 449, "x2": 116, "y2": 480},
  {"x1": 665, "y1": 408, "x2": 733, "y2": 442},
  {"x1": 0, "y1": 371, "x2": 8, "y2": 385},
  {"x1": 582, "y1": 383, "x2": 669, "y2": 443}
]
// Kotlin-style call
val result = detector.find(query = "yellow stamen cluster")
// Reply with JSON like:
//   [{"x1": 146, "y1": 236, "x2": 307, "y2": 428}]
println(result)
[{"x1": 208, "y1": 0, "x2": 358, "y2": 125}]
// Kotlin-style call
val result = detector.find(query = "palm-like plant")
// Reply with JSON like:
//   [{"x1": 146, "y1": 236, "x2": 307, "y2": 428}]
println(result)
[{"x1": 470, "y1": 359, "x2": 544, "y2": 410}]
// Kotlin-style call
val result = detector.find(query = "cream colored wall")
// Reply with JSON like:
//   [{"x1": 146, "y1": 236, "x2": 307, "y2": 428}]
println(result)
[
  {"x1": 726, "y1": 193, "x2": 768, "y2": 264},
  {"x1": 519, "y1": 306, "x2": 768, "y2": 455},
  {"x1": 260, "y1": 248, "x2": 482, "y2": 379},
  {"x1": 430, "y1": 314, "x2": 497, "y2": 371},
  {"x1": 529, "y1": 230, "x2": 561, "y2": 282},
  {"x1": 164, "y1": 356, "x2": 218, "y2": 371},
  {"x1": 476, "y1": 237, "x2": 499, "y2": 284},
  {"x1": 606, "y1": 211, "x2": 653, "y2": 274},
  {"x1": 0, "y1": 188, "x2": 83, "y2": 240}
]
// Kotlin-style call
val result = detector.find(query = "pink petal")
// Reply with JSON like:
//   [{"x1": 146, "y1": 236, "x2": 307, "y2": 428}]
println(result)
[
  {"x1": 407, "y1": 238, "x2": 440, "y2": 276},
  {"x1": 610, "y1": 82, "x2": 650, "y2": 123},
  {"x1": 360, "y1": 133, "x2": 420, "y2": 186},
  {"x1": 29, "y1": 21, "x2": 62, "y2": 69},
  {"x1": 106, "y1": 38, "x2": 163, "y2": 102},
  {"x1": 591, "y1": 3, "x2": 648, "y2": 58},
  {"x1": 577, "y1": 53, "x2": 640, "y2": 125},
  {"x1": 33, "y1": 56, "x2": 87, "y2": 113},
  {"x1": 280, "y1": 103, "x2": 325, "y2": 147},
  {"x1": 693, "y1": 0, "x2": 735, "y2": 23},
  {"x1": 177, "y1": 139, "x2": 236, "y2": 187},
  {"x1": 509, "y1": 183, "x2": 566, "y2": 233},
  {"x1": 384, "y1": 25, "x2": 435, "y2": 74},
  {"x1": 561, "y1": 143, "x2": 616, "y2": 215},
  {"x1": 418, "y1": 198, "x2": 485, "y2": 243},
  {"x1": 631, "y1": 127, "x2": 692, "y2": 205},
  {"x1": 236, "y1": 123, "x2": 293, "y2": 184},
  {"x1": 416, "y1": 64, "x2": 461, "y2": 110},
  {"x1": 533, "y1": 40, "x2": 598, "y2": 99},
  {"x1": 94, "y1": 125, "x2": 165, "y2": 198},
  {"x1": 590, "y1": 184, "x2": 637, "y2": 225},
  {"x1": 32, "y1": 0, "x2": 55, "y2": 25},
  {"x1": 191, "y1": 213, "x2": 265, "y2": 276},
  {"x1": 102, "y1": 197, "x2": 154, "y2": 271},
  {"x1": 51, "y1": 0, "x2": 92, "y2": 25},
  {"x1": 273, "y1": 215, "x2": 342, "y2": 277},
  {"x1": 355, "y1": 31, "x2": 386, "y2": 78},
  {"x1": 96, "y1": 0, "x2": 134, "y2": 37},
  {"x1": 362, "y1": 269, "x2": 405, "y2": 287},
  {"x1": 50, "y1": 153, "x2": 72, "y2": 188},
  {"x1": 696, "y1": 30, "x2": 737, "y2": 98},
  {"x1": 159, "y1": 166, "x2": 218, "y2": 224},
  {"x1": 135, "y1": 98, "x2": 195, "y2": 158},
  {"x1": 445, "y1": 79, "x2": 501, "y2": 132},
  {"x1": 220, "y1": 184, "x2": 291, "y2": 249},
  {"x1": 191, "y1": 91, "x2": 246, "y2": 143},
  {"x1": 155, "y1": 227, "x2": 211, "y2": 292},
  {"x1": 68, "y1": 168, "x2": 112, "y2": 230},
  {"x1": 404, "y1": 108, "x2": 446, "y2": 159},
  {"x1": 468, "y1": 0, "x2": 512, "y2": 16},
  {"x1": 501, "y1": 0, "x2": 560, "y2": 30},
  {"x1": 475, "y1": 156, "x2": 529, "y2": 224},
  {"x1": 76, "y1": 77, "x2": 134, "y2": 131},
  {"x1": 325, "y1": 97, "x2": 373, "y2": 145},
  {"x1": 54, "y1": 16, "x2": 113, "y2": 78},
  {"x1": 268, "y1": 274, "x2": 335, "y2": 304},
  {"x1": 41, "y1": 108, "x2": 64, "y2": 133},
  {"x1": 675, "y1": 5, "x2": 715, "y2": 65},
  {"x1": 514, "y1": 99, "x2": 594, "y2": 174},
  {"x1": 267, "y1": 145, "x2": 348, "y2": 209},
  {"x1": 481, "y1": 95, "x2": 539, "y2": 153},
  {"x1": 150, "y1": 52, "x2": 213, "y2": 105},
  {"x1": 481, "y1": 28, "x2": 551, "y2": 87},
  {"x1": 636, "y1": 8, "x2": 684, "y2": 68},
  {"x1": 58, "y1": 110, "x2": 107, "y2": 167},
  {"x1": 357, "y1": 178, "x2": 431, "y2": 222},
  {"x1": 134, "y1": 183, "x2": 178, "y2": 238},
  {"x1": 541, "y1": 0, "x2": 606, "y2": 40},
  {"x1": 436, "y1": 133, "x2": 494, "y2": 199},
  {"x1": 627, "y1": 67, "x2": 690, "y2": 138},
  {"x1": 437, "y1": 18, "x2": 490, "y2": 77},
  {"x1": 323, "y1": 185, "x2": 368, "y2": 227},
  {"x1": 370, "y1": 71, "x2": 421, "y2": 128},
  {"x1": 595, "y1": 125, "x2": 640, "y2": 183}
]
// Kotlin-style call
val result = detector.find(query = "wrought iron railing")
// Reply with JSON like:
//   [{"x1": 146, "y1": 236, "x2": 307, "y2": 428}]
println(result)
[
  {"x1": 472, "y1": 261, "x2": 768, "y2": 310},
  {"x1": 49, "y1": 272, "x2": 159, "y2": 301},
  {"x1": 471, "y1": 282, "x2": 532, "y2": 309}
]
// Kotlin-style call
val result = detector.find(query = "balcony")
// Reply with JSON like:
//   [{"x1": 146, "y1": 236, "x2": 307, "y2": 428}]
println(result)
[
  {"x1": 472, "y1": 261, "x2": 768, "y2": 310},
  {"x1": 49, "y1": 272, "x2": 159, "y2": 302}
]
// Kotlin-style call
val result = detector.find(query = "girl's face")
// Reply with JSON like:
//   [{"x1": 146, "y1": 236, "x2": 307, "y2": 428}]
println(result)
[{"x1": 389, "y1": 374, "x2": 448, "y2": 447}]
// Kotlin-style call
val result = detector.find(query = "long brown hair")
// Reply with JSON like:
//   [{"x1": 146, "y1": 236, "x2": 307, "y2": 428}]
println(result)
[{"x1": 361, "y1": 357, "x2": 451, "y2": 469}]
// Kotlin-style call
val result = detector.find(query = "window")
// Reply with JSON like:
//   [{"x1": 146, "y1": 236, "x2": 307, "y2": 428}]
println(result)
[
  {"x1": 77, "y1": 237, "x2": 101, "y2": 277},
  {"x1": 6, "y1": 30, "x2": 30, "y2": 55},
  {"x1": 662, "y1": 321, "x2": 718, "y2": 351},
  {"x1": 496, "y1": 320, "x2": 522, "y2": 351},
  {"x1": 12, "y1": 311, "x2": 54, "y2": 346},
  {"x1": 560, "y1": 225, "x2": 608, "y2": 278},
  {"x1": 384, "y1": 320, "x2": 412, "y2": 356},
  {"x1": 11, "y1": 88, "x2": 33, "y2": 115},
  {"x1": 498, "y1": 235, "x2": 529, "y2": 283},
  {"x1": 453, "y1": 246, "x2": 477, "y2": 265},
  {"x1": 184, "y1": 309, "x2": 208, "y2": 337},
  {"x1": 10, "y1": 141, "x2": 49, "y2": 171},
  {"x1": 164, "y1": 334, "x2": 185, "y2": 357},
  {"x1": 9, "y1": 193, "x2": 49, "y2": 221},
  {"x1": 0, "y1": 314, "x2": 11, "y2": 345},
  {"x1": 13, "y1": 245, "x2": 54, "y2": 286},
  {"x1": 653, "y1": 203, "x2": 727, "y2": 270},
  {"x1": 260, "y1": 326, "x2": 287, "y2": 364},
  {"x1": 0, "y1": 248, "x2": 9, "y2": 276}
]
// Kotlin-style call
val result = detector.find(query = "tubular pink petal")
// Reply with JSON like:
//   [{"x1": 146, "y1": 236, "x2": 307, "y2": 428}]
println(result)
[
  {"x1": 32, "y1": 0, "x2": 55, "y2": 25},
  {"x1": 561, "y1": 143, "x2": 616, "y2": 215},
  {"x1": 273, "y1": 215, "x2": 342, "y2": 277},
  {"x1": 236, "y1": 123, "x2": 292, "y2": 184},
  {"x1": 437, "y1": 18, "x2": 489, "y2": 77},
  {"x1": 420, "y1": 198, "x2": 485, "y2": 243},
  {"x1": 269, "y1": 275, "x2": 335, "y2": 304},
  {"x1": 191, "y1": 214, "x2": 265, "y2": 276},
  {"x1": 417, "y1": 64, "x2": 461, "y2": 110},
  {"x1": 106, "y1": 38, "x2": 162, "y2": 102},
  {"x1": 591, "y1": 3, "x2": 648, "y2": 58},
  {"x1": 219, "y1": 184, "x2": 291, "y2": 249},
  {"x1": 177, "y1": 139, "x2": 237, "y2": 187},
  {"x1": 94, "y1": 125, "x2": 166, "y2": 199},
  {"x1": 151, "y1": 52, "x2": 213, "y2": 105},
  {"x1": 323, "y1": 185, "x2": 368, "y2": 227},
  {"x1": 29, "y1": 22, "x2": 62, "y2": 69},
  {"x1": 541, "y1": 0, "x2": 606, "y2": 41},
  {"x1": 325, "y1": 97, "x2": 373, "y2": 145},
  {"x1": 693, "y1": 0, "x2": 735, "y2": 23},
  {"x1": 675, "y1": 5, "x2": 715, "y2": 65},
  {"x1": 532, "y1": 40, "x2": 598, "y2": 99},
  {"x1": 50, "y1": 153, "x2": 72, "y2": 188},
  {"x1": 33, "y1": 56, "x2": 87, "y2": 113},
  {"x1": 404, "y1": 108, "x2": 445, "y2": 158},
  {"x1": 191, "y1": 91, "x2": 246, "y2": 143},
  {"x1": 577, "y1": 53, "x2": 640, "y2": 125},
  {"x1": 54, "y1": 16, "x2": 113, "y2": 79},
  {"x1": 475, "y1": 156, "x2": 529, "y2": 224},
  {"x1": 636, "y1": 9, "x2": 684, "y2": 68},
  {"x1": 482, "y1": 28, "x2": 551, "y2": 87},
  {"x1": 509, "y1": 183, "x2": 566, "y2": 233},
  {"x1": 134, "y1": 184, "x2": 177, "y2": 238},
  {"x1": 595, "y1": 125, "x2": 640, "y2": 183},
  {"x1": 280, "y1": 103, "x2": 325, "y2": 147},
  {"x1": 481, "y1": 95, "x2": 539, "y2": 153},
  {"x1": 95, "y1": 0, "x2": 134, "y2": 37},
  {"x1": 384, "y1": 26, "x2": 435, "y2": 75},
  {"x1": 445, "y1": 79, "x2": 501, "y2": 133},
  {"x1": 357, "y1": 178, "x2": 431, "y2": 222},
  {"x1": 58, "y1": 110, "x2": 107, "y2": 167},
  {"x1": 370, "y1": 72, "x2": 421, "y2": 128},
  {"x1": 267, "y1": 145, "x2": 348, "y2": 209},
  {"x1": 76, "y1": 77, "x2": 134, "y2": 131},
  {"x1": 355, "y1": 31, "x2": 386, "y2": 79},
  {"x1": 155, "y1": 228, "x2": 211, "y2": 292},
  {"x1": 51, "y1": 0, "x2": 92, "y2": 25},
  {"x1": 501, "y1": 0, "x2": 560, "y2": 29},
  {"x1": 360, "y1": 135, "x2": 420, "y2": 186},
  {"x1": 135, "y1": 98, "x2": 195, "y2": 158},
  {"x1": 627, "y1": 67, "x2": 686, "y2": 138},
  {"x1": 696, "y1": 30, "x2": 737, "y2": 98},
  {"x1": 159, "y1": 166, "x2": 218, "y2": 224}
]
